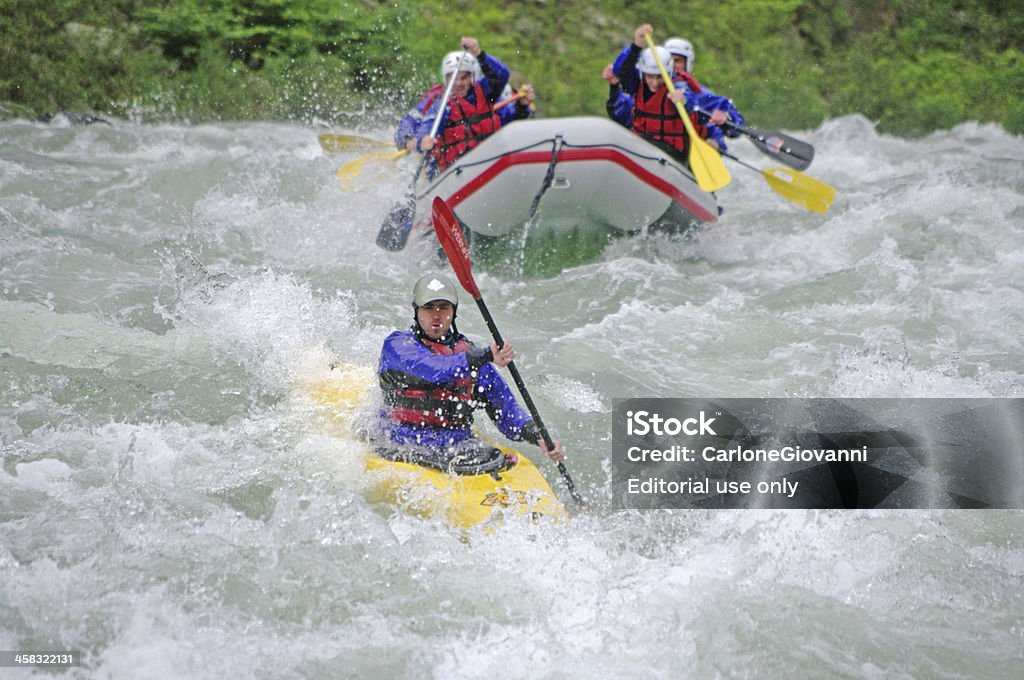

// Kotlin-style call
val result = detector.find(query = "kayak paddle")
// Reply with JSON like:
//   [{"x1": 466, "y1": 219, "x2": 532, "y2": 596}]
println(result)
[
  {"x1": 431, "y1": 196, "x2": 586, "y2": 507},
  {"x1": 336, "y1": 149, "x2": 408, "y2": 188},
  {"x1": 375, "y1": 50, "x2": 467, "y2": 251},
  {"x1": 318, "y1": 133, "x2": 392, "y2": 152},
  {"x1": 643, "y1": 33, "x2": 731, "y2": 193},
  {"x1": 720, "y1": 150, "x2": 835, "y2": 213}
]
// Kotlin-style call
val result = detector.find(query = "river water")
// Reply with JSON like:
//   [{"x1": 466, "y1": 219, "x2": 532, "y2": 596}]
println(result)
[{"x1": 1, "y1": 115, "x2": 1022, "y2": 678}]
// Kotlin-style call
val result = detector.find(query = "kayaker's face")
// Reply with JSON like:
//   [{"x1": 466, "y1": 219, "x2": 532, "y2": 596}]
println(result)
[
  {"x1": 417, "y1": 300, "x2": 455, "y2": 340},
  {"x1": 447, "y1": 71, "x2": 473, "y2": 98},
  {"x1": 671, "y1": 55, "x2": 688, "y2": 74},
  {"x1": 643, "y1": 72, "x2": 663, "y2": 91}
]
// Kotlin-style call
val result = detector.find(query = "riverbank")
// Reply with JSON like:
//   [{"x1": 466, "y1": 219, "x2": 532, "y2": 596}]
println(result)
[{"x1": 2, "y1": 0, "x2": 1022, "y2": 137}]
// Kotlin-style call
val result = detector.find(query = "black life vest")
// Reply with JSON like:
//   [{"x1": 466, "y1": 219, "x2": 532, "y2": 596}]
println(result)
[
  {"x1": 385, "y1": 335, "x2": 477, "y2": 429},
  {"x1": 631, "y1": 84, "x2": 707, "y2": 158}
]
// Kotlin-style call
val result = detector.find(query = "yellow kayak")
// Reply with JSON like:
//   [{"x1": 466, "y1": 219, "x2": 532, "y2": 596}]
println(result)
[{"x1": 295, "y1": 359, "x2": 568, "y2": 528}]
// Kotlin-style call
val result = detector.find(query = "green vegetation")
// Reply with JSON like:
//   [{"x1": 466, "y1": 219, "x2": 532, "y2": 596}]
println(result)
[{"x1": 2, "y1": 0, "x2": 1021, "y2": 136}]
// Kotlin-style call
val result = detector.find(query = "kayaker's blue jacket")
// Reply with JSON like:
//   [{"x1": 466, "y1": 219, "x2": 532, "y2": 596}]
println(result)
[
  {"x1": 394, "y1": 53, "x2": 510, "y2": 177},
  {"x1": 612, "y1": 43, "x2": 745, "y2": 151},
  {"x1": 378, "y1": 327, "x2": 535, "y2": 449},
  {"x1": 606, "y1": 83, "x2": 634, "y2": 127}
]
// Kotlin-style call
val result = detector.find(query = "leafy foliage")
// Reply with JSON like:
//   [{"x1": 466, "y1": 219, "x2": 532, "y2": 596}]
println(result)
[{"x1": 1, "y1": 0, "x2": 1021, "y2": 135}]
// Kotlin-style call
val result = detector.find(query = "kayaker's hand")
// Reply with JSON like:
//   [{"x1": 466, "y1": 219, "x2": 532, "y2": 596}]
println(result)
[
  {"x1": 602, "y1": 64, "x2": 619, "y2": 85},
  {"x1": 709, "y1": 109, "x2": 729, "y2": 126},
  {"x1": 541, "y1": 438, "x2": 565, "y2": 463},
  {"x1": 668, "y1": 89, "x2": 684, "y2": 105},
  {"x1": 418, "y1": 136, "x2": 436, "y2": 152},
  {"x1": 404, "y1": 137, "x2": 418, "y2": 153},
  {"x1": 461, "y1": 37, "x2": 481, "y2": 57},
  {"x1": 490, "y1": 340, "x2": 514, "y2": 367},
  {"x1": 633, "y1": 24, "x2": 653, "y2": 48},
  {"x1": 465, "y1": 344, "x2": 493, "y2": 369}
]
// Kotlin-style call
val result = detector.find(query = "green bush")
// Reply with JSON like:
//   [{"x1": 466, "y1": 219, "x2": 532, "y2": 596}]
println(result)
[{"x1": 1, "y1": 0, "x2": 1020, "y2": 135}]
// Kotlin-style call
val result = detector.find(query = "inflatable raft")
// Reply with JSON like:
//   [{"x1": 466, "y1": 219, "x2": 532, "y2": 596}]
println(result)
[
  {"x1": 297, "y1": 361, "x2": 568, "y2": 528},
  {"x1": 407, "y1": 115, "x2": 719, "y2": 244}
]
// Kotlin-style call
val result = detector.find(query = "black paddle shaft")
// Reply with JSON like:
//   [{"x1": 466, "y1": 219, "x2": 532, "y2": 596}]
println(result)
[
  {"x1": 375, "y1": 158, "x2": 428, "y2": 251},
  {"x1": 732, "y1": 123, "x2": 814, "y2": 170},
  {"x1": 473, "y1": 297, "x2": 585, "y2": 506},
  {"x1": 377, "y1": 50, "x2": 468, "y2": 251}
]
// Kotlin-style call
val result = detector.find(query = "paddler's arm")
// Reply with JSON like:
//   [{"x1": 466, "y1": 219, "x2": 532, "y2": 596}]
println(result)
[
  {"x1": 379, "y1": 331, "x2": 476, "y2": 383},
  {"x1": 603, "y1": 64, "x2": 632, "y2": 127},
  {"x1": 461, "y1": 36, "x2": 509, "y2": 103},
  {"x1": 478, "y1": 343, "x2": 566, "y2": 463},
  {"x1": 668, "y1": 87, "x2": 715, "y2": 148},
  {"x1": 539, "y1": 436, "x2": 565, "y2": 463},
  {"x1": 404, "y1": 98, "x2": 445, "y2": 153},
  {"x1": 396, "y1": 86, "x2": 443, "y2": 152},
  {"x1": 518, "y1": 421, "x2": 565, "y2": 462},
  {"x1": 694, "y1": 87, "x2": 745, "y2": 135},
  {"x1": 613, "y1": 23, "x2": 651, "y2": 95},
  {"x1": 681, "y1": 85, "x2": 735, "y2": 150},
  {"x1": 611, "y1": 44, "x2": 638, "y2": 95}
]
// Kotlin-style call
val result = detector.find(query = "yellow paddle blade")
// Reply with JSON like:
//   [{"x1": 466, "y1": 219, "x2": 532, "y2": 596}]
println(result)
[
  {"x1": 642, "y1": 33, "x2": 730, "y2": 193},
  {"x1": 318, "y1": 133, "x2": 391, "y2": 152},
  {"x1": 761, "y1": 167, "x2": 836, "y2": 213},
  {"x1": 687, "y1": 133, "x2": 732, "y2": 193},
  {"x1": 336, "y1": 149, "x2": 408, "y2": 190}
]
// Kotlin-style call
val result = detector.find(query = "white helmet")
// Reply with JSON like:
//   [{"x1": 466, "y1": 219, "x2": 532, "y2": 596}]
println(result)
[
  {"x1": 440, "y1": 51, "x2": 479, "y2": 81},
  {"x1": 638, "y1": 46, "x2": 672, "y2": 76},
  {"x1": 664, "y1": 37, "x2": 695, "y2": 72}
]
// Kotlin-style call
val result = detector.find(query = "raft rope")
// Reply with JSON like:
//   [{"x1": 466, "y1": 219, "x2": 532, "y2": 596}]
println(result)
[
  {"x1": 525, "y1": 134, "x2": 564, "y2": 227},
  {"x1": 416, "y1": 135, "x2": 696, "y2": 199}
]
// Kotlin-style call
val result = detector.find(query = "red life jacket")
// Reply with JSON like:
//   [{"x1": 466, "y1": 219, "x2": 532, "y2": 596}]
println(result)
[
  {"x1": 387, "y1": 336, "x2": 477, "y2": 429},
  {"x1": 433, "y1": 81, "x2": 502, "y2": 170},
  {"x1": 631, "y1": 84, "x2": 707, "y2": 158}
]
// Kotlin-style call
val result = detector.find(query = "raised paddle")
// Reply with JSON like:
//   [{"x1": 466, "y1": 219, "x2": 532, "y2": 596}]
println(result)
[
  {"x1": 375, "y1": 49, "x2": 468, "y2": 251},
  {"x1": 719, "y1": 150, "x2": 836, "y2": 213},
  {"x1": 719, "y1": 120, "x2": 815, "y2": 171},
  {"x1": 643, "y1": 33, "x2": 731, "y2": 193},
  {"x1": 431, "y1": 196, "x2": 586, "y2": 507}
]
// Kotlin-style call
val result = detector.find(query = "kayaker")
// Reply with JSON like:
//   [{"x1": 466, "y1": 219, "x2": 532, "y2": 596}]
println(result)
[
  {"x1": 610, "y1": 25, "x2": 737, "y2": 151},
  {"x1": 607, "y1": 27, "x2": 712, "y2": 164},
  {"x1": 394, "y1": 37, "x2": 509, "y2": 176},
  {"x1": 377, "y1": 273, "x2": 565, "y2": 473}
]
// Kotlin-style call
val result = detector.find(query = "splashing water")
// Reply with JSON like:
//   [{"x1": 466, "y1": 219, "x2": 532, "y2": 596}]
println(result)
[{"x1": 1, "y1": 115, "x2": 1023, "y2": 677}]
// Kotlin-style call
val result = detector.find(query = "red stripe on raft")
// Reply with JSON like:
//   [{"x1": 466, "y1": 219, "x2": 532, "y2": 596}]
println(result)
[{"x1": 443, "y1": 147, "x2": 718, "y2": 223}]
